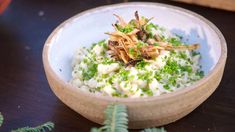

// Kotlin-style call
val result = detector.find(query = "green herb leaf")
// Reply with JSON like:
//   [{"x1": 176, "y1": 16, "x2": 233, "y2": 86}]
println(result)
[
  {"x1": 153, "y1": 42, "x2": 159, "y2": 46},
  {"x1": 181, "y1": 66, "x2": 193, "y2": 73},
  {"x1": 102, "y1": 58, "x2": 115, "y2": 64},
  {"x1": 192, "y1": 51, "x2": 200, "y2": 56},
  {"x1": 162, "y1": 60, "x2": 179, "y2": 74},
  {"x1": 128, "y1": 19, "x2": 137, "y2": 28},
  {"x1": 154, "y1": 73, "x2": 162, "y2": 81},
  {"x1": 141, "y1": 127, "x2": 166, "y2": 132},
  {"x1": 0, "y1": 112, "x2": 3, "y2": 127},
  {"x1": 128, "y1": 48, "x2": 135, "y2": 56},
  {"x1": 142, "y1": 88, "x2": 153, "y2": 96},
  {"x1": 82, "y1": 63, "x2": 98, "y2": 80},
  {"x1": 168, "y1": 37, "x2": 181, "y2": 46},
  {"x1": 11, "y1": 122, "x2": 54, "y2": 132},
  {"x1": 146, "y1": 23, "x2": 158, "y2": 32},
  {"x1": 179, "y1": 52, "x2": 187, "y2": 60},
  {"x1": 138, "y1": 71, "x2": 153, "y2": 81},
  {"x1": 196, "y1": 70, "x2": 204, "y2": 78},
  {"x1": 168, "y1": 76, "x2": 177, "y2": 86},
  {"x1": 117, "y1": 24, "x2": 134, "y2": 33},
  {"x1": 163, "y1": 84, "x2": 170, "y2": 90},
  {"x1": 136, "y1": 60, "x2": 149, "y2": 69},
  {"x1": 98, "y1": 40, "x2": 108, "y2": 49},
  {"x1": 137, "y1": 41, "x2": 148, "y2": 49},
  {"x1": 119, "y1": 69, "x2": 130, "y2": 81},
  {"x1": 112, "y1": 92, "x2": 122, "y2": 97}
]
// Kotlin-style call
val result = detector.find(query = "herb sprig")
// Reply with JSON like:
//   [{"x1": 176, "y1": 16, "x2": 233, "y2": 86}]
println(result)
[
  {"x1": 0, "y1": 104, "x2": 165, "y2": 132},
  {"x1": 11, "y1": 122, "x2": 54, "y2": 132},
  {"x1": 91, "y1": 104, "x2": 166, "y2": 132},
  {"x1": 0, "y1": 112, "x2": 3, "y2": 127}
]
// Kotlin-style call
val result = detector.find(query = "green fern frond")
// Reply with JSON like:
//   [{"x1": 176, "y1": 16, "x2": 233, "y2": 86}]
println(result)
[
  {"x1": 141, "y1": 127, "x2": 166, "y2": 132},
  {"x1": 91, "y1": 104, "x2": 167, "y2": 132},
  {"x1": 102, "y1": 104, "x2": 128, "y2": 132},
  {"x1": 0, "y1": 112, "x2": 3, "y2": 127},
  {"x1": 91, "y1": 104, "x2": 128, "y2": 132},
  {"x1": 11, "y1": 121, "x2": 54, "y2": 132},
  {"x1": 90, "y1": 127, "x2": 102, "y2": 132}
]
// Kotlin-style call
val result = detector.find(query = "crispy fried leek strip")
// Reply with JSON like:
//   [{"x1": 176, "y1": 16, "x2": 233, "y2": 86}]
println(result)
[
  {"x1": 164, "y1": 44, "x2": 200, "y2": 50},
  {"x1": 126, "y1": 28, "x2": 139, "y2": 35},
  {"x1": 113, "y1": 14, "x2": 127, "y2": 27},
  {"x1": 135, "y1": 11, "x2": 154, "y2": 29},
  {"x1": 106, "y1": 12, "x2": 200, "y2": 65}
]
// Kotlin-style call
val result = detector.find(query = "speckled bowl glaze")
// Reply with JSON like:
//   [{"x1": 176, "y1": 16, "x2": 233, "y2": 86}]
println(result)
[{"x1": 43, "y1": 2, "x2": 227, "y2": 129}]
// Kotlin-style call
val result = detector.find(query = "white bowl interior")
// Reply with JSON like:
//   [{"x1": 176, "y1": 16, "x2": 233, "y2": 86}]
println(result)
[{"x1": 47, "y1": 3, "x2": 221, "y2": 81}]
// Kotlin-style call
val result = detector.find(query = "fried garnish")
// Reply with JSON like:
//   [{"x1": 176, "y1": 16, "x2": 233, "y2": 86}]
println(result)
[
  {"x1": 125, "y1": 59, "x2": 141, "y2": 67},
  {"x1": 158, "y1": 42, "x2": 200, "y2": 50},
  {"x1": 106, "y1": 11, "x2": 200, "y2": 65},
  {"x1": 126, "y1": 28, "x2": 140, "y2": 35},
  {"x1": 113, "y1": 14, "x2": 127, "y2": 27},
  {"x1": 135, "y1": 11, "x2": 153, "y2": 29},
  {"x1": 165, "y1": 43, "x2": 200, "y2": 50}
]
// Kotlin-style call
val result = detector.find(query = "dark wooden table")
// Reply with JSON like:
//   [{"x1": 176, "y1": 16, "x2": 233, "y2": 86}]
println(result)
[{"x1": 0, "y1": 0, "x2": 235, "y2": 131}]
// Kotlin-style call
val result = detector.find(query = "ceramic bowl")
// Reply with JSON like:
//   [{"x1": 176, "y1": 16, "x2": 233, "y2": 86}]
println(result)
[{"x1": 43, "y1": 2, "x2": 227, "y2": 129}]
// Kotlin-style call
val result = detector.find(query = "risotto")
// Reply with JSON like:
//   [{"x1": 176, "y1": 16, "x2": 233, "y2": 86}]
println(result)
[{"x1": 70, "y1": 11, "x2": 204, "y2": 98}]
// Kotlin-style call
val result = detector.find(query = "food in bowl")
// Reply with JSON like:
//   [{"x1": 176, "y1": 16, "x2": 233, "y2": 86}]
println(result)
[
  {"x1": 70, "y1": 11, "x2": 204, "y2": 98},
  {"x1": 43, "y1": 3, "x2": 227, "y2": 128}
]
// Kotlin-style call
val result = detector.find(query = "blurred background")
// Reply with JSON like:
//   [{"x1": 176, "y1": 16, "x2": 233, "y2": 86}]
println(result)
[{"x1": 0, "y1": 0, "x2": 235, "y2": 132}]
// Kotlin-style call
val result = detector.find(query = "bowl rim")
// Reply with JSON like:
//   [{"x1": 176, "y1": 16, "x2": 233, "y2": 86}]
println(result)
[{"x1": 43, "y1": 2, "x2": 227, "y2": 103}]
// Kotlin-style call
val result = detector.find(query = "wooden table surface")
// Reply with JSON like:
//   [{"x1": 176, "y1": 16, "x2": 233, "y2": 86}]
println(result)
[{"x1": 0, "y1": 0, "x2": 234, "y2": 132}]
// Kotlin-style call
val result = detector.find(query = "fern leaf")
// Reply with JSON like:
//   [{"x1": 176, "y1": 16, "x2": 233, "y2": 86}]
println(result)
[
  {"x1": 90, "y1": 127, "x2": 102, "y2": 132},
  {"x1": 11, "y1": 121, "x2": 54, "y2": 132},
  {"x1": 102, "y1": 104, "x2": 128, "y2": 132},
  {"x1": 141, "y1": 127, "x2": 166, "y2": 132},
  {"x1": 0, "y1": 112, "x2": 3, "y2": 127},
  {"x1": 90, "y1": 104, "x2": 167, "y2": 132},
  {"x1": 91, "y1": 104, "x2": 128, "y2": 132}
]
